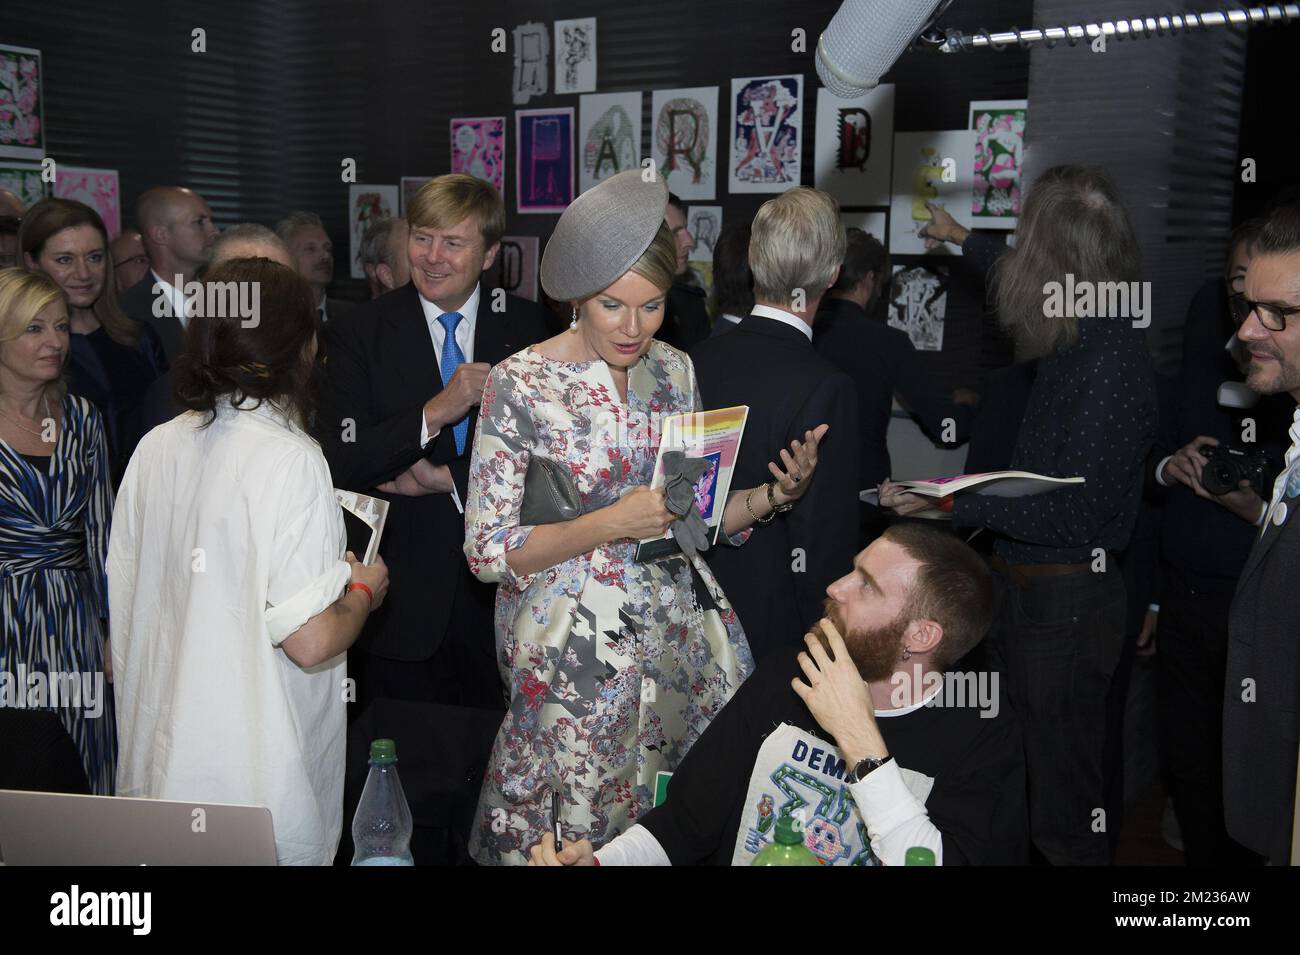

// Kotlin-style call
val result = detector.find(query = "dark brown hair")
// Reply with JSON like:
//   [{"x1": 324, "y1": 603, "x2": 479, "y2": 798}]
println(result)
[
  {"x1": 883, "y1": 522, "x2": 995, "y2": 670},
  {"x1": 1253, "y1": 203, "x2": 1300, "y2": 259},
  {"x1": 830, "y1": 226, "x2": 889, "y2": 294},
  {"x1": 18, "y1": 197, "x2": 140, "y2": 348},
  {"x1": 173, "y1": 257, "x2": 319, "y2": 427}
]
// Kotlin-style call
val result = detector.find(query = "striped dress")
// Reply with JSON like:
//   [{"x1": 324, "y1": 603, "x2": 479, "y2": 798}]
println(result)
[{"x1": 0, "y1": 394, "x2": 116, "y2": 794}]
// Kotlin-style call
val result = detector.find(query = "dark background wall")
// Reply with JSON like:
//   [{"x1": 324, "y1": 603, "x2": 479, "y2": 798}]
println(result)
[{"x1": 3, "y1": 1, "x2": 1294, "y2": 387}]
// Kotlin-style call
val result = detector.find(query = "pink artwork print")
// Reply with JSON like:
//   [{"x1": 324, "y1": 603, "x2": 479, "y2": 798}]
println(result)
[
  {"x1": 450, "y1": 117, "x2": 506, "y2": 193},
  {"x1": 54, "y1": 168, "x2": 121, "y2": 237},
  {"x1": 0, "y1": 45, "x2": 43, "y2": 159}
]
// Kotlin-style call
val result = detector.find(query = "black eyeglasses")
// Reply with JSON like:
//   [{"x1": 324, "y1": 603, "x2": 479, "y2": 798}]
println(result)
[{"x1": 1230, "y1": 293, "x2": 1300, "y2": 332}]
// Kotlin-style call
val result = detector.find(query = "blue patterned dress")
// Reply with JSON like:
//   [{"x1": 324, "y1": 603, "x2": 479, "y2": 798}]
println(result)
[
  {"x1": 0, "y1": 395, "x2": 116, "y2": 793},
  {"x1": 464, "y1": 342, "x2": 754, "y2": 865}
]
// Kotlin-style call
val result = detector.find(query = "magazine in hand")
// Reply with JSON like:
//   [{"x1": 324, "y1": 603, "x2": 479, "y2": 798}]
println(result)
[
  {"x1": 335, "y1": 489, "x2": 390, "y2": 565},
  {"x1": 634, "y1": 406, "x2": 749, "y2": 562},
  {"x1": 860, "y1": 470, "x2": 1085, "y2": 506}
]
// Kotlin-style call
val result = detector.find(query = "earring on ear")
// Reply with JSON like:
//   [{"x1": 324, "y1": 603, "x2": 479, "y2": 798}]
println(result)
[
  {"x1": 570, "y1": 306, "x2": 578, "y2": 331},
  {"x1": 902, "y1": 647, "x2": 912, "y2": 661}
]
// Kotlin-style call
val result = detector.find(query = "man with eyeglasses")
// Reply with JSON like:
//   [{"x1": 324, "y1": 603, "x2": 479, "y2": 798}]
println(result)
[
  {"x1": 109, "y1": 229, "x2": 151, "y2": 293},
  {"x1": 1218, "y1": 203, "x2": 1300, "y2": 866}
]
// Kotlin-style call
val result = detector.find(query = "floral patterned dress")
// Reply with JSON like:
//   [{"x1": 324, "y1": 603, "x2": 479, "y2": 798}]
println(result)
[{"x1": 464, "y1": 341, "x2": 754, "y2": 865}]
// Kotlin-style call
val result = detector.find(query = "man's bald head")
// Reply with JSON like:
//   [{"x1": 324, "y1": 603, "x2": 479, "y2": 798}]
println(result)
[
  {"x1": 0, "y1": 189, "x2": 24, "y2": 218},
  {"x1": 210, "y1": 223, "x2": 293, "y2": 270},
  {"x1": 135, "y1": 185, "x2": 218, "y2": 278}
]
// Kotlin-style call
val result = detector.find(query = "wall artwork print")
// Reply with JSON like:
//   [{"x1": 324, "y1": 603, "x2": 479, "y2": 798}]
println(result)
[
  {"x1": 889, "y1": 264, "x2": 948, "y2": 352},
  {"x1": 814, "y1": 85, "x2": 894, "y2": 207},
  {"x1": 349, "y1": 184, "x2": 399, "y2": 280},
  {"x1": 889, "y1": 129, "x2": 977, "y2": 257},
  {"x1": 516, "y1": 108, "x2": 574, "y2": 214},
  {"x1": 0, "y1": 44, "x2": 43, "y2": 160},
  {"x1": 488, "y1": 234, "x2": 540, "y2": 301},
  {"x1": 578, "y1": 91, "x2": 640, "y2": 193},
  {"x1": 651, "y1": 86, "x2": 718, "y2": 201},
  {"x1": 0, "y1": 161, "x2": 46, "y2": 207},
  {"x1": 512, "y1": 22, "x2": 550, "y2": 105},
  {"x1": 53, "y1": 167, "x2": 120, "y2": 238},
  {"x1": 400, "y1": 176, "x2": 432, "y2": 216},
  {"x1": 450, "y1": 117, "x2": 506, "y2": 194},
  {"x1": 686, "y1": 206, "x2": 722, "y2": 264},
  {"x1": 554, "y1": 17, "x2": 597, "y2": 95},
  {"x1": 969, "y1": 99, "x2": 1027, "y2": 229},
  {"x1": 729, "y1": 74, "x2": 803, "y2": 194}
]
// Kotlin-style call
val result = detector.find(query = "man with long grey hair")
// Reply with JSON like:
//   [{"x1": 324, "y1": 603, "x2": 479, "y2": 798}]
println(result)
[{"x1": 884, "y1": 166, "x2": 1158, "y2": 866}]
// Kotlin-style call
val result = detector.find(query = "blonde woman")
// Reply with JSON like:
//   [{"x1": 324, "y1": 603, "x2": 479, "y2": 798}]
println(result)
[
  {"x1": 0, "y1": 267, "x2": 115, "y2": 793},
  {"x1": 465, "y1": 172, "x2": 827, "y2": 863}
]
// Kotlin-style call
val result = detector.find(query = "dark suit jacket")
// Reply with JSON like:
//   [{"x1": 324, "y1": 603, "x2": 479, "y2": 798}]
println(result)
[
  {"x1": 1224, "y1": 451, "x2": 1300, "y2": 865},
  {"x1": 709, "y1": 315, "x2": 742, "y2": 338},
  {"x1": 314, "y1": 281, "x2": 550, "y2": 661},
  {"x1": 663, "y1": 281, "x2": 711, "y2": 351},
  {"x1": 119, "y1": 272, "x2": 186, "y2": 362},
  {"x1": 690, "y1": 314, "x2": 861, "y2": 664},
  {"x1": 325, "y1": 296, "x2": 357, "y2": 323},
  {"x1": 813, "y1": 296, "x2": 971, "y2": 490}
]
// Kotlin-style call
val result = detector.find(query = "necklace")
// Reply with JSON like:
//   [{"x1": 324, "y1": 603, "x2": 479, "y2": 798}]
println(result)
[{"x1": 0, "y1": 394, "x2": 55, "y2": 439}]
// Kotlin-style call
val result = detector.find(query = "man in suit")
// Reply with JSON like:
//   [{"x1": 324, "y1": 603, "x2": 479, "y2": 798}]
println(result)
[
  {"x1": 277, "y1": 211, "x2": 357, "y2": 323},
  {"x1": 662, "y1": 193, "x2": 711, "y2": 349},
  {"x1": 118, "y1": 186, "x2": 219, "y2": 361},
  {"x1": 691, "y1": 186, "x2": 860, "y2": 665},
  {"x1": 315, "y1": 174, "x2": 550, "y2": 711},
  {"x1": 814, "y1": 228, "x2": 974, "y2": 497},
  {"x1": 1222, "y1": 203, "x2": 1300, "y2": 865},
  {"x1": 360, "y1": 217, "x2": 411, "y2": 299},
  {"x1": 708, "y1": 223, "x2": 752, "y2": 338}
]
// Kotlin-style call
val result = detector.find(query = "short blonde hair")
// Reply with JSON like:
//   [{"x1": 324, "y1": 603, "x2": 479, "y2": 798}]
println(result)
[
  {"x1": 749, "y1": 187, "x2": 845, "y2": 306},
  {"x1": 0, "y1": 267, "x2": 68, "y2": 399},
  {"x1": 406, "y1": 174, "x2": 506, "y2": 249}
]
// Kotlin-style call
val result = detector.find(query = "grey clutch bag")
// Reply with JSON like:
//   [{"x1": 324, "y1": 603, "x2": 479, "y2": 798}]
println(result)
[{"x1": 520, "y1": 456, "x2": 583, "y2": 525}]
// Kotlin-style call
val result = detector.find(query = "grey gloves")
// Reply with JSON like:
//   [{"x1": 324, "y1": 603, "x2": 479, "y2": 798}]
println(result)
[{"x1": 661, "y1": 450, "x2": 712, "y2": 559}]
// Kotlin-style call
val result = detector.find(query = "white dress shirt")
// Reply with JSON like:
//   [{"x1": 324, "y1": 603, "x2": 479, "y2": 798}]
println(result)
[
  {"x1": 417, "y1": 285, "x2": 480, "y2": 513},
  {"x1": 750, "y1": 303, "x2": 813, "y2": 341},
  {"x1": 108, "y1": 399, "x2": 351, "y2": 866},
  {"x1": 151, "y1": 269, "x2": 191, "y2": 329}
]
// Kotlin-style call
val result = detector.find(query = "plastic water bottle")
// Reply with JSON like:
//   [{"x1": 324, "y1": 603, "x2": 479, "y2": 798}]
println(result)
[
  {"x1": 351, "y1": 738, "x2": 414, "y2": 866},
  {"x1": 751, "y1": 812, "x2": 821, "y2": 866},
  {"x1": 905, "y1": 846, "x2": 936, "y2": 865}
]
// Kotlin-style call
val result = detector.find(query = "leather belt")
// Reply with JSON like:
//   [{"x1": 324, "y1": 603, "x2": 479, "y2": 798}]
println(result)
[{"x1": 991, "y1": 554, "x2": 1100, "y2": 589}]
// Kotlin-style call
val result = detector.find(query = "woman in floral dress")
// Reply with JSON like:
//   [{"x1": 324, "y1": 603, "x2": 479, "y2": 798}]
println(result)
[{"x1": 464, "y1": 171, "x2": 826, "y2": 864}]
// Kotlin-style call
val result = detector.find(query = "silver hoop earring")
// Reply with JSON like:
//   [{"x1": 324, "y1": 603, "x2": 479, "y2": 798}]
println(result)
[{"x1": 570, "y1": 306, "x2": 578, "y2": 331}]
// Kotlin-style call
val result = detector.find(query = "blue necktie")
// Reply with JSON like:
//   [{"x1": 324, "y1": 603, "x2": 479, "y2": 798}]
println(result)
[{"x1": 437, "y1": 311, "x2": 469, "y2": 455}]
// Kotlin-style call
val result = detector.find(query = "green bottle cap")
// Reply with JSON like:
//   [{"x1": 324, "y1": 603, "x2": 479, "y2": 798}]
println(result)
[
  {"x1": 773, "y1": 813, "x2": 805, "y2": 846},
  {"x1": 369, "y1": 738, "x2": 397, "y2": 764},
  {"x1": 905, "y1": 846, "x2": 936, "y2": 866}
]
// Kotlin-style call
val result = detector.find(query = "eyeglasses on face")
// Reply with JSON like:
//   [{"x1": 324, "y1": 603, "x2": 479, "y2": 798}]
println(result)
[{"x1": 1230, "y1": 292, "x2": 1300, "y2": 332}]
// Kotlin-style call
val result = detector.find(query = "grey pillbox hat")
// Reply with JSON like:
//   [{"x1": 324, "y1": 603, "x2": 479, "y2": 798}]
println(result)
[{"x1": 539, "y1": 168, "x2": 669, "y2": 302}]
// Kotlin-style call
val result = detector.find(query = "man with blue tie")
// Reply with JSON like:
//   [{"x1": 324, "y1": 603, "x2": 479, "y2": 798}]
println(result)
[{"x1": 315, "y1": 175, "x2": 550, "y2": 712}]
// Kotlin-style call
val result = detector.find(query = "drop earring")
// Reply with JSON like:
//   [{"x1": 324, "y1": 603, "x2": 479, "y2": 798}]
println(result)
[{"x1": 570, "y1": 306, "x2": 578, "y2": 331}]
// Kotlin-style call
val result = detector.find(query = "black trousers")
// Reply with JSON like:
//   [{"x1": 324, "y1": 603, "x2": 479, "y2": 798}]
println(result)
[
  {"x1": 1158, "y1": 571, "x2": 1262, "y2": 866},
  {"x1": 984, "y1": 563, "x2": 1126, "y2": 865},
  {"x1": 349, "y1": 568, "x2": 506, "y2": 716}
]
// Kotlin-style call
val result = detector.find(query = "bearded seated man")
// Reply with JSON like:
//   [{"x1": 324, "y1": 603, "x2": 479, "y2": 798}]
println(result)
[{"x1": 529, "y1": 522, "x2": 1029, "y2": 866}]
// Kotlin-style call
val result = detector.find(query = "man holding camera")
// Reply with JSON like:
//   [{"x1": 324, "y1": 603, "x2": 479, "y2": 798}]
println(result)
[{"x1": 1213, "y1": 204, "x2": 1300, "y2": 865}]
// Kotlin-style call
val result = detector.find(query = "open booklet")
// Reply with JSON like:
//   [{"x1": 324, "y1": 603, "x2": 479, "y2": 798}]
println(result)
[
  {"x1": 634, "y1": 406, "x2": 749, "y2": 562},
  {"x1": 860, "y1": 470, "x2": 1085, "y2": 511},
  {"x1": 335, "y1": 489, "x2": 390, "y2": 565}
]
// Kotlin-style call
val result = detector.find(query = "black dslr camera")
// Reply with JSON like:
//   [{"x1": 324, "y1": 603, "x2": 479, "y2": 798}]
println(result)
[{"x1": 1198, "y1": 444, "x2": 1268, "y2": 496}]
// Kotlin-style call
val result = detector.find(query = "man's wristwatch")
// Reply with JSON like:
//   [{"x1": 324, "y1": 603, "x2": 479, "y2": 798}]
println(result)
[
  {"x1": 766, "y1": 482, "x2": 795, "y2": 513},
  {"x1": 845, "y1": 754, "x2": 893, "y2": 784}
]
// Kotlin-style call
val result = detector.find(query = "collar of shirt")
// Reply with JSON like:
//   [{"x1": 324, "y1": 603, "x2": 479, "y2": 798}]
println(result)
[
  {"x1": 220, "y1": 395, "x2": 306, "y2": 436},
  {"x1": 751, "y1": 304, "x2": 812, "y2": 341},
  {"x1": 420, "y1": 284, "x2": 480, "y2": 362},
  {"x1": 874, "y1": 681, "x2": 944, "y2": 717},
  {"x1": 151, "y1": 269, "x2": 190, "y2": 329},
  {"x1": 720, "y1": 313, "x2": 744, "y2": 325}
]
